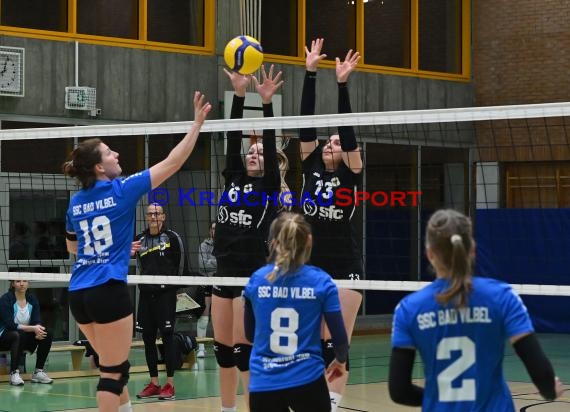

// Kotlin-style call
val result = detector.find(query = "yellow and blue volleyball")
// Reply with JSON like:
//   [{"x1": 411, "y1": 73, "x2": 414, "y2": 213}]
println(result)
[{"x1": 224, "y1": 35, "x2": 264, "y2": 75}]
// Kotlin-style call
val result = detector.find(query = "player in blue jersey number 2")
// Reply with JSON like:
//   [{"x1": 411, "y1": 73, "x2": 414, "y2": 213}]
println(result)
[
  {"x1": 389, "y1": 209, "x2": 564, "y2": 411},
  {"x1": 244, "y1": 212, "x2": 349, "y2": 412},
  {"x1": 63, "y1": 92, "x2": 211, "y2": 412}
]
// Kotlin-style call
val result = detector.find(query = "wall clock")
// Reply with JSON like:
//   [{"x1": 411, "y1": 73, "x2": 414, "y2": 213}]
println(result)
[{"x1": 0, "y1": 46, "x2": 24, "y2": 97}]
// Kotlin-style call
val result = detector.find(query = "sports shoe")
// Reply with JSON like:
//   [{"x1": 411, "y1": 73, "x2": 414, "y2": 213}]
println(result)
[
  {"x1": 158, "y1": 383, "x2": 175, "y2": 400},
  {"x1": 196, "y1": 349, "x2": 205, "y2": 358},
  {"x1": 31, "y1": 369, "x2": 53, "y2": 384},
  {"x1": 10, "y1": 370, "x2": 24, "y2": 386},
  {"x1": 136, "y1": 382, "x2": 161, "y2": 398}
]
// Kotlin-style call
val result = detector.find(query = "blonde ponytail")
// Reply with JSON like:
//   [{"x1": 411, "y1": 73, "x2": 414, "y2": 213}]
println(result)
[
  {"x1": 266, "y1": 213, "x2": 312, "y2": 282},
  {"x1": 426, "y1": 209, "x2": 474, "y2": 307}
]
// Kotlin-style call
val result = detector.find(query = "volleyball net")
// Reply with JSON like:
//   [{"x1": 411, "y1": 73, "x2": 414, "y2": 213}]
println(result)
[{"x1": 0, "y1": 101, "x2": 569, "y2": 333}]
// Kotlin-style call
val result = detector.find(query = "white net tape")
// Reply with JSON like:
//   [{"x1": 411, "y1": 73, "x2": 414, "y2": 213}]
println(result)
[
  {"x1": 0, "y1": 272, "x2": 568, "y2": 296},
  {"x1": 0, "y1": 102, "x2": 569, "y2": 141}
]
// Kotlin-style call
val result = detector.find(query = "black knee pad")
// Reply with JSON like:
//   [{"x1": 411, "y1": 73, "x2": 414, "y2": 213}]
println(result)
[
  {"x1": 97, "y1": 377, "x2": 123, "y2": 396},
  {"x1": 214, "y1": 341, "x2": 235, "y2": 368},
  {"x1": 321, "y1": 339, "x2": 350, "y2": 372},
  {"x1": 234, "y1": 343, "x2": 252, "y2": 372},
  {"x1": 99, "y1": 360, "x2": 130, "y2": 387}
]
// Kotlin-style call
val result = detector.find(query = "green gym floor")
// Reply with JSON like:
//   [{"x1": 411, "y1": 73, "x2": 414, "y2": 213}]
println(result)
[{"x1": 1, "y1": 334, "x2": 568, "y2": 411}]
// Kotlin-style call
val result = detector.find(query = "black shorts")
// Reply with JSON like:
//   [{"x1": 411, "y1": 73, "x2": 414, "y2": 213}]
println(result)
[
  {"x1": 212, "y1": 285, "x2": 244, "y2": 299},
  {"x1": 137, "y1": 289, "x2": 177, "y2": 333},
  {"x1": 249, "y1": 375, "x2": 330, "y2": 412},
  {"x1": 69, "y1": 280, "x2": 132, "y2": 324}
]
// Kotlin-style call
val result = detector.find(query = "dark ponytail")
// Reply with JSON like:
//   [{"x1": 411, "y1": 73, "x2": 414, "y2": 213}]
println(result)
[{"x1": 62, "y1": 138, "x2": 102, "y2": 189}]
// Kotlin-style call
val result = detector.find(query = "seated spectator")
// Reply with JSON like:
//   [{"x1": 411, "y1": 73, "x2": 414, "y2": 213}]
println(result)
[{"x1": 0, "y1": 280, "x2": 54, "y2": 385}]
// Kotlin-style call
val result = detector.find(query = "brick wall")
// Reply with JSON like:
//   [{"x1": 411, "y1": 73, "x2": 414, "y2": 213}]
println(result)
[{"x1": 472, "y1": 0, "x2": 570, "y2": 105}]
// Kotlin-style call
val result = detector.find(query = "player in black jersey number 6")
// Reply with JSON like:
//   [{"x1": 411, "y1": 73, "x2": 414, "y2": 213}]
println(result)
[{"x1": 213, "y1": 65, "x2": 284, "y2": 412}]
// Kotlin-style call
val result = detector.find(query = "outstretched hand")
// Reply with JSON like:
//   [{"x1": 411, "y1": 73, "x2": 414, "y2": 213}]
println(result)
[
  {"x1": 223, "y1": 68, "x2": 251, "y2": 97},
  {"x1": 253, "y1": 65, "x2": 284, "y2": 104},
  {"x1": 305, "y1": 38, "x2": 327, "y2": 72},
  {"x1": 193, "y1": 91, "x2": 212, "y2": 125},
  {"x1": 336, "y1": 49, "x2": 360, "y2": 83}
]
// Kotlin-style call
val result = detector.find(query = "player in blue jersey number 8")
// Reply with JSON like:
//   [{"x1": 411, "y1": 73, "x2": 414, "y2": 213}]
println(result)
[
  {"x1": 389, "y1": 209, "x2": 564, "y2": 411},
  {"x1": 63, "y1": 92, "x2": 211, "y2": 412},
  {"x1": 243, "y1": 212, "x2": 349, "y2": 412}
]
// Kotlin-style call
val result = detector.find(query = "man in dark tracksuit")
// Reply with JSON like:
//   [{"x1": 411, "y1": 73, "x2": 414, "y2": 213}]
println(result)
[{"x1": 134, "y1": 204, "x2": 188, "y2": 401}]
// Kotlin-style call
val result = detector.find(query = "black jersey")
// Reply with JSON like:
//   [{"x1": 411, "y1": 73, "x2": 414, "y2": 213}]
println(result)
[
  {"x1": 301, "y1": 146, "x2": 362, "y2": 277},
  {"x1": 214, "y1": 95, "x2": 280, "y2": 277},
  {"x1": 298, "y1": 70, "x2": 362, "y2": 278},
  {"x1": 135, "y1": 227, "x2": 189, "y2": 292}
]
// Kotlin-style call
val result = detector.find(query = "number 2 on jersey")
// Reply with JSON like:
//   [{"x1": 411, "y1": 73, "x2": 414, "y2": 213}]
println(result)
[
  {"x1": 437, "y1": 336, "x2": 476, "y2": 402},
  {"x1": 79, "y1": 215, "x2": 113, "y2": 255},
  {"x1": 270, "y1": 308, "x2": 299, "y2": 355}
]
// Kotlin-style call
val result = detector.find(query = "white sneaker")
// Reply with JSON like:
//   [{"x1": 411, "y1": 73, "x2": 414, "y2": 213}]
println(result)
[
  {"x1": 10, "y1": 370, "x2": 24, "y2": 386},
  {"x1": 31, "y1": 370, "x2": 53, "y2": 384},
  {"x1": 196, "y1": 349, "x2": 205, "y2": 358}
]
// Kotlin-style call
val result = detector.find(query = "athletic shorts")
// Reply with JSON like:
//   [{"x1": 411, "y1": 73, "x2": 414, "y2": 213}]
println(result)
[
  {"x1": 212, "y1": 285, "x2": 244, "y2": 299},
  {"x1": 249, "y1": 375, "x2": 330, "y2": 412},
  {"x1": 137, "y1": 289, "x2": 177, "y2": 333},
  {"x1": 69, "y1": 280, "x2": 132, "y2": 324}
]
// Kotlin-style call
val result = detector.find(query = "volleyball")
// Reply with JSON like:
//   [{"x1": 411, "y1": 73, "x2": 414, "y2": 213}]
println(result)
[{"x1": 223, "y1": 35, "x2": 264, "y2": 75}]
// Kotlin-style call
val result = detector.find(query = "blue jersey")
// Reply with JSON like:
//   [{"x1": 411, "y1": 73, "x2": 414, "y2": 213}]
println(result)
[
  {"x1": 392, "y1": 277, "x2": 534, "y2": 412},
  {"x1": 65, "y1": 170, "x2": 151, "y2": 291},
  {"x1": 244, "y1": 264, "x2": 341, "y2": 392}
]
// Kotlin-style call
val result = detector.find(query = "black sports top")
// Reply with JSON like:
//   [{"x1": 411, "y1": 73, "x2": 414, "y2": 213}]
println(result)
[
  {"x1": 214, "y1": 94, "x2": 280, "y2": 277},
  {"x1": 299, "y1": 71, "x2": 362, "y2": 278}
]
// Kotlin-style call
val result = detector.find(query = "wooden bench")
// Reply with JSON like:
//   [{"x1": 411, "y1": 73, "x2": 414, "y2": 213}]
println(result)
[
  {"x1": 0, "y1": 344, "x2": 86, "y2": 374},
  {"x1": 0, "y1": 337, "x2": 214, "y2": 380}
]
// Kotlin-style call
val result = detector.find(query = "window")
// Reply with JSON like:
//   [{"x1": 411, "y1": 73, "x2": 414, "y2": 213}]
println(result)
[
  {"x1": 260, "y1": 0, "x2": 469, "y2": 79},
  {"x1": 148, "y1": 0, "x2": 205, "y2": 46},
  {"x1": 148, "y1": 133, "x2": 210, "y2": 171},
  {"x1": 306, "y1": 0, "x2": 356, "y2": 62},
  {"x1": 79, "y1": 135, "x2": 144, "y2": 176},
  {"x1": 9, "y1": 190, "x2": 70, "y2": 261},
  {"x1": 0, "y1": 0, "x2": 67, "y2": 32},
  {"x1": 1, "y1": 121, "x2": 73, "y2": 173},
  {"x1": 364, "y1": 0, "x2": 411, "y2": 68},
  {"x1": 3, "y1": 180, "x2": 76, "y2": 342},
  {"x1": 261, "y1": 0, "x2": 297, "y2": 56},
  {"x1": 419, "y1": 0, "x2": 462, "y2": 73},
  {"x1": 77, "y1": 0, "x2": 138, "y2": 39},
  {"x1": 0, "y1": 0, "x2": 213, "y2": 54}
]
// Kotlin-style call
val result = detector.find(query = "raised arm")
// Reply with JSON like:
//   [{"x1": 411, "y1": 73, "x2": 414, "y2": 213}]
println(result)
[
  {"x1": 253, "y1": 65, "x2": 284, "y2": 192},
  {"x1": 336, "y1": 49, "x2": 363, "y2": 174},
  {"x1": 223, "y1": 69, "x2": 251, "y2": 177},
  {"x1": 300, "y1": 38, "x2": 326, "y2": 161},
  {"x1": 150, "y1": 91, "x2": 211, "y2": 189}
]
